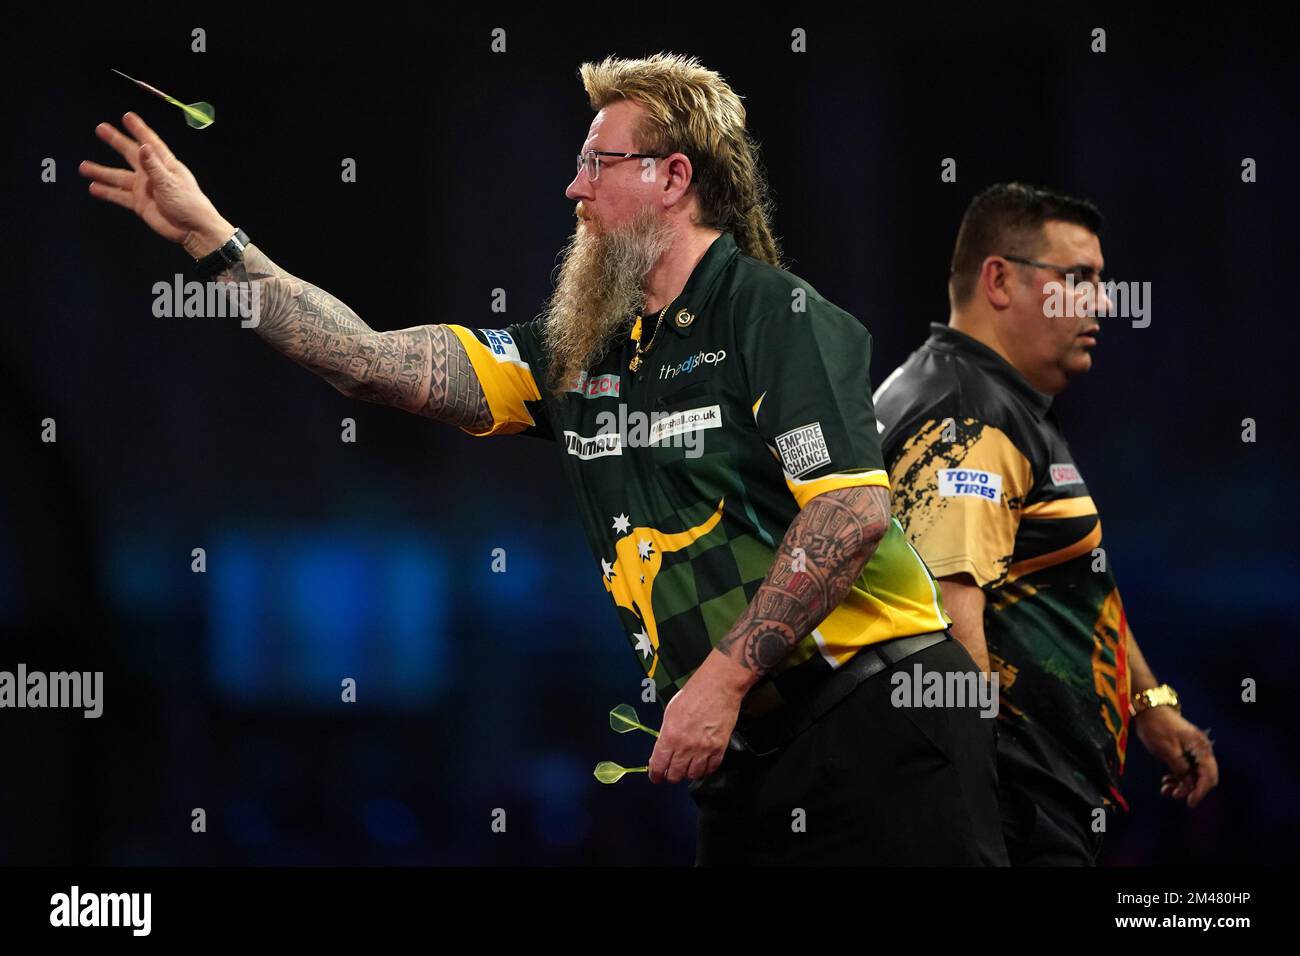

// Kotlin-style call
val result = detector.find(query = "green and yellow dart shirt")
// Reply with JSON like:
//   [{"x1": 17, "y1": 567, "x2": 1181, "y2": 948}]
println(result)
[
  {"x1": 445, "y1": 231, "x2": 948, "y2": 719},
  {"x1": 875, "y1": 324, "x2": 1131, "y2": 808}
]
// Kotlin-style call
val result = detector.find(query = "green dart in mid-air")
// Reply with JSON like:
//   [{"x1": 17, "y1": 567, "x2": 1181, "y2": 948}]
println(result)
[
  {"x1": 111, "y1": 68, "x2": 214, "y2": 129},
  {"x1": 594, "y1": 704, "x2": 660, "y2": 784}
]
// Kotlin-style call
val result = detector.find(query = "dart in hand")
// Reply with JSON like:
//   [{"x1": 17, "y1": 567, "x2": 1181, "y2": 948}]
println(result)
[
  {"x1": 111, "y1": 68, "x2": 215, "y2": 129},
  {"x1": 594, "y1": 704, "x2": 661, "y2": 784}
]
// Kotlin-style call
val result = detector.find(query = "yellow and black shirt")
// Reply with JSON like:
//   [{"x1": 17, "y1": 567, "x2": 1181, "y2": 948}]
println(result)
[
  {"x1": 445, "y1": 232, "x2": 948, "y2": 722},
  {"x1": 876, "y1": 324, "x2": 1131, "y2": 808}
]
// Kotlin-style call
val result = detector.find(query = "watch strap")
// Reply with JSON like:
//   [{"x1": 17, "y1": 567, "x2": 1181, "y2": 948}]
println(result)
[{"x1": 195, "y1": 227, "x2": 250, "y2": 279}]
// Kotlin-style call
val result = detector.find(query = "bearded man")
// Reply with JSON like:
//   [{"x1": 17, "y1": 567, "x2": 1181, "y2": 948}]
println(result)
[{"x1": 82, "y1": 53, "x2": 1006, "y2": 866}]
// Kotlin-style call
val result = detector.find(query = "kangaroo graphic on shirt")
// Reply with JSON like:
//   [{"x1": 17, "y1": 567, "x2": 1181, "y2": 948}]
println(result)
[{"x1": 602, "y1": 498, "x2": 726, "y2": 677}]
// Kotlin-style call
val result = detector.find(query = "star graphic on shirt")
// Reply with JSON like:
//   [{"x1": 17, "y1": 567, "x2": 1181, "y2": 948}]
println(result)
[
  {"x1": 601, "y1": 558, "x2": 615, "y2": 581},
  {"x1": 637, "y1": 538, "x2": 655, "y2": 561},
  {"x1": 612, "y1": 513, "x2": 631, "y2": 534},
  {"x1": 633, "y1": 629, "x2": 653, "y2": 658}
]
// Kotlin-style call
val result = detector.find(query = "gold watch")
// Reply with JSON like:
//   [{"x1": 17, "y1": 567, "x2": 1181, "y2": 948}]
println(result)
[{"x1": 1131, "y1": 683, "x2": 1180, "y2": 717}]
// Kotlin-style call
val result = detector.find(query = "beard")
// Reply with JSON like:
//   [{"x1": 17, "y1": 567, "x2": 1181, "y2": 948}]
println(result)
[{"x1": 541, "y1": 205, "x2": 674, "y2": 396}]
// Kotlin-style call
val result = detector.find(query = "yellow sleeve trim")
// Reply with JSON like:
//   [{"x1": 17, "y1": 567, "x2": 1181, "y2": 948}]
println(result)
[
  {"x1": 1007, "y1": 523, "x2": 1103, "y2": 583},
  {"x1": 444, "y1": 325, "x2": 541, "y2": 437},
  {"x1": 786, "y1": 469, "x2": 890, "y2": 508}
]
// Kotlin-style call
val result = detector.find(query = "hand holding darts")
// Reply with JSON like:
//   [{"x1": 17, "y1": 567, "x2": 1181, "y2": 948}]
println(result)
[{"x1": 593, "y1": 704, "x2": 660, "y2": 784}]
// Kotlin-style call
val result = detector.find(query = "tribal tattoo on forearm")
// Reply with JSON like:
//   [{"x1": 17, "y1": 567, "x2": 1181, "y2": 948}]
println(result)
[
  {"x1": 216, "y1": 244, "x2": 492, "y2": 430},
  {"x1": 715, "y1": 484, "x2": 893, "y2": 678}
]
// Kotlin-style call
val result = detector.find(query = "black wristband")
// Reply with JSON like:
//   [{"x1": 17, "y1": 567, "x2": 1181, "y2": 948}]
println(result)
[{"x1": 195, "y1": 228, "x2": 250, "y2": 279}]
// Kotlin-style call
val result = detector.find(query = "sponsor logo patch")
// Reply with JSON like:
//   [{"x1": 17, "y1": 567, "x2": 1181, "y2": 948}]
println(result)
[
  {"x1": 482, "y1": 329, "x2": 523, "y2": 363},
  {"x1": 938, "y1": 468, "x2": 1003, "y2": 501},
  {"x1": 569, "y1": 371, "x2": 621, "y2": 398},
  {"x1": 648, "y1": 405, "x2": 722, "y2": 444},
  {"x1": 562, "y1": 430, "x2": 622, "y2": 460},
  {"x1": 775, "y1": 422, "x2": 832, "y2": 478},
  {"x1": 1050, "y1": 463, "x2": 1083, "y2": 486},
  {"x1": 658, "y1": 349, "x2": 727, "y2": 380}
]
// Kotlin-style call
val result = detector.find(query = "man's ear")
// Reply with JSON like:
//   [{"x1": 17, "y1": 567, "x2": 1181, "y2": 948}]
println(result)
[
  {"x1": 661, "y1": 152, "x2": 694, "y2": 207},
  {"x1": 982, "y1": 258, "x2": 1014, "y2": 310}
]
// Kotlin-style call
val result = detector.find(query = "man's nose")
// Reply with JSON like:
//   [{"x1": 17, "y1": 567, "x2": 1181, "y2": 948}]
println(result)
[{"x1": 566, "y1": 167, "x2": 593, "y2": 202}]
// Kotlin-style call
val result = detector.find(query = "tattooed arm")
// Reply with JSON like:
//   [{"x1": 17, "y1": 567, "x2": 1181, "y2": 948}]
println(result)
[
  {"x1": 215, "y1": 244, "x2": 492, "y2": 430},
  {"x1": 714, "y1": 484, "x2": 893, "y2": 687},
  {"x1": 80, "y1": 112, "x2": 491, "y2": 431},
  {"x1": 647, "y1": 484, "x2": 893, "y2": 783}
]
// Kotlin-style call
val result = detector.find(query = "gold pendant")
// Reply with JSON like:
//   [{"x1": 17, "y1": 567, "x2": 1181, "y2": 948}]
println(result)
[{"x1": 629, "y1": 354, "x2": 642, "y2": 372}]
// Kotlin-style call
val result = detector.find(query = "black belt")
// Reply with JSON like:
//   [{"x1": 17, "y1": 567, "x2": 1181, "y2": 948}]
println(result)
[{"x1": 728, "y1": 630, "x2": 951, "y2": 757}]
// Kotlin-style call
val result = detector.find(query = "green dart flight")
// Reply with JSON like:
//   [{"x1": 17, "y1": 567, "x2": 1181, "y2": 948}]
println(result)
[
  {"x1": 593, "y1": 761, "x2": 648, "y2": 784},
  {"x1": 609, "y1": 703, "x2": 659, "y2": 738},
  {"x1": 111, "y1": 68, "x2": 214, "y2": 129},
  {"x1": 594, "y1": 704, "x2": 660, "y2": 783}
]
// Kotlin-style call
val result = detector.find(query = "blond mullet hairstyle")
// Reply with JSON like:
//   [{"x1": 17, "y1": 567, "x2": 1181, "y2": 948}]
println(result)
[{"x1": 578, "y1": 52, "x2": 783, "y2": 268}]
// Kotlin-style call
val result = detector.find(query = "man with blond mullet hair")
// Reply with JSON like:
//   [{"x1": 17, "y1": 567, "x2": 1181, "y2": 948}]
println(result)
[{"x1": 82, "y1": 53, "x2": 1006, "y2": 865}]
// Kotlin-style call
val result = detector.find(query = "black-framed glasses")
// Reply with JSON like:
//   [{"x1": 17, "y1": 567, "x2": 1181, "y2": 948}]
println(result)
[
  {"x1": 1001, "y1": 254, "x2": 1101, "y2": 285},
  {"x1": 576, "y1": 149, "x2": 665, "y2": 181}
]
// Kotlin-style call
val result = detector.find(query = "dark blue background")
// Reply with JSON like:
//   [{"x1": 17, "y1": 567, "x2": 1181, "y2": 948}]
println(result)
[{"x1": 1, "y1": 4, "x2": 1296, "y2": 864}]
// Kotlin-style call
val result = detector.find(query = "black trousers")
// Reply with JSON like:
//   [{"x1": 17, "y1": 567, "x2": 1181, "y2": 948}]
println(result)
[
  {"x1": 688, "y1": 639, "x2": 1009, "y2": 865},
  {"x1": 997, "y1": 732, "x2": 1105, "y2": 866}
]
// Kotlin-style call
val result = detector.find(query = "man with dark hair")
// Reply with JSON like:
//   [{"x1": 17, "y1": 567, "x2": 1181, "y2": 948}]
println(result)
[
  {"x1": 874, "y1": 183, "x2": 1218, "y2": 865},
  {"x1": 82, "y1": 54, "x2": 1006, "y2": 865}
]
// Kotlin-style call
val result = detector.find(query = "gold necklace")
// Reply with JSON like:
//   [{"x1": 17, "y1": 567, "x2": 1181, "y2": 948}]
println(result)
[{"x1": 629, "y1": 302, "x2": 670, "y2": 372}]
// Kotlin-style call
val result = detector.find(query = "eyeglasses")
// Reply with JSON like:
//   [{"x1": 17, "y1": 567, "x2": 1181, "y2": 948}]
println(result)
[
  {"x1": 1001, "y1": 254, "x2": 1102, "y2": 286},
  {"x1": 576, "y1": 149, "x2": 665, "y2": 181}
]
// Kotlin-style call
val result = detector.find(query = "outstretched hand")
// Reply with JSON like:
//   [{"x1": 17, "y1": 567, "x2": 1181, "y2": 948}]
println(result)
[{"x1": 80, "y1": 111, "x2": 232, "y2": 254}]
